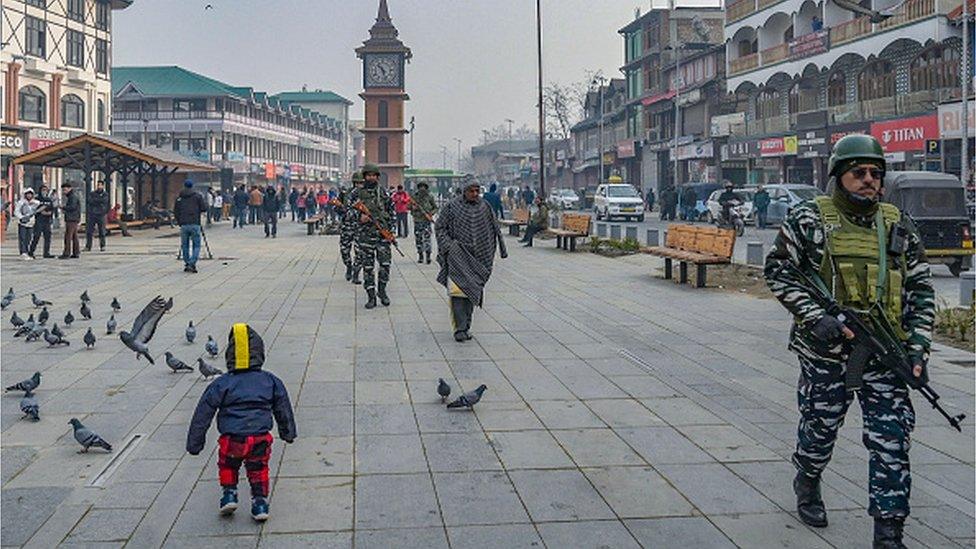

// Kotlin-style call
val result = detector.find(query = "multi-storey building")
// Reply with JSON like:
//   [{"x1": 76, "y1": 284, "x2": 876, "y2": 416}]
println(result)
[
  {"x1": 2, "y1": 0, "x2": 130, "y2": 206},
  {"x1": 569, "y1": 78, "x2": 629, "y2": 190},
  {"x1": 723, "y1": 0, "x2": 971, "y2": 186},
  {"x1": 272, "y1": 87, "x2": 353, "y2": 174},
  {"x1": 111, "y1": 66, "x2": 345, "y2": 193}
]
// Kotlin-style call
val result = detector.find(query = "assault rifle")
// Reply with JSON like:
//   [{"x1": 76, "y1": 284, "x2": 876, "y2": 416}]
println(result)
[
  {"x1": 353, "y1": 201, "x2": 405, "y2": 257},
  {"x1": 407, "y1": 196, "x2": 435, "y2": 222},
  {"x1": 773, "y1": 261, "x2": 965, "y2": 431}
]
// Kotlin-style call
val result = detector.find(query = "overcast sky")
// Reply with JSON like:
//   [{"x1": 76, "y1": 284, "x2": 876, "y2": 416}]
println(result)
[{"x1": 113, "y1": 0, "x2": 711, "y2": 166}]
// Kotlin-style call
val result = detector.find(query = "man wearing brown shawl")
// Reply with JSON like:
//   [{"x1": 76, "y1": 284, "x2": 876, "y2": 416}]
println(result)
[{"x1": 435, "y1": 182, "x2": 508, "y2": 342}]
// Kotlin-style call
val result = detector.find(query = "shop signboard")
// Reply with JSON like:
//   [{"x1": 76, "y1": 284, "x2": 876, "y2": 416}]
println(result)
[
  {"x1": 870, "y1": 114, "x2": 938, "y2": 153},
  {"x1": 617, "y1": 140, "x2": 636, "y2": 158},
  {"x1": 264, "y1": 162, "x2": 275, "y2": 179},
  {"x1": 671, "y1": 140, "x2": 713, "y2": 161},
  {"x1": 789, "y1": 30, "x2": 829, "y2": 61},
  {"x1": 925, "y1": 139, "x2": 941, "y2": 157},
  {"x1": 676, "y1": 88, "x2": 701, "y2": 107},
  {"x1": 1, "y1": 128, "x2": 26, "y2": 156},
  {"x1": 759, "y1": 137, "x2": 785, "y2": 157},
  {"x1": 710, "y1": 112, "x2": 746, "y2": 137},
  {"x1": 796, "y1": 129, "x2": 827, "y2": 158},
  {"x1": 28, "y1": 128, "x2": 72, "y2": 152},
  {"x1": 937, "y1": 101, "x2": 975, "y2": 139},
  {"x1": 720, "y1": 140, "x2": 753, "y2": 160},
  {"x1": 226, "y1": 151, "x2": 245, "y2": 163},
  {"x1": 829, "y1": 122, "x2": 869, "y2": 146}
]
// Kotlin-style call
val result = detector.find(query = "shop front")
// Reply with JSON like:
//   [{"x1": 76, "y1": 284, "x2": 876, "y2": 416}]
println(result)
[
  {"x1": 671, "y1": 140, "x2": 715, "y2": 184},
  {"x1": 869, "y1": 114, "x2": 938, "y2": 172},
  {"x1": 720, "y1": 139, "x2": 753, "y2": 186},
  {"x1": 792, "y1": 129, "x2": 828, "y2": 186},
  {"x1": 2, "y1": 127, "x2": 28, "y2": 205},
  {"x1": 937, "y1": 100, "x2": 975, "y2": 185}
]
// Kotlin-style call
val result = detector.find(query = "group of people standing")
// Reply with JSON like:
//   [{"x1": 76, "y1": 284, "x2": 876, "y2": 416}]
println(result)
[{"x1": 13, "y1": 180, "x2": 109, "y2": 260}]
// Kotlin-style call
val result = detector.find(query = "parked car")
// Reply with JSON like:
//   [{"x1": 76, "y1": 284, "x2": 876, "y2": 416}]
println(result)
[
  {"x1": 677, "y1": 183, "x2": 721, "y2": 221},
  {"x1": 548, "y1": 188, "x2": 580, "y2": 210},
  {"x1": 754, "y1": 184, "x2": 824, "y2": 225},
  {"x1": 705, "y1": 189, "x2": 755, "y2": 224},
  {"x1": 593, "y1": 183, "x2": 645, "y2": 221}
]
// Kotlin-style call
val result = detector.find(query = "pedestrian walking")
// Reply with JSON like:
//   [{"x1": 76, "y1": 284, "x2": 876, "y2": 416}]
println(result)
[
  {"x1": 680, "y1": 185, "x2": 697, "y2": 221},
  {"x1": 277, "y1": 186, "x2": 287, "y2": 219},
  {"x1": 340, "y1": 173, "x2": 364, "y2": 282},
  {"x1": 233, "y1": 185, "x2": 249, "y2": 228},
  {"x1": 205, "y1": 188, "x2": 215, "y2": 226},
  {"x1": 351, "y1": 164, "x2": 395, "y2": 309},
  {"x1": 435, "y1": 181, "x2": 507, "y2": 342},
  {"x1": 392, "y1": 184, "x2": 411, "y2": 238},
  {"x1": 212, "y1": 191, "x2": 223, "y2": 222},
  {"x1": 645, "y1": 188, "x2": 655, "y2": 212},
  {"x1": 59, "y1": 182, "x2": 81, "y2": 259},
  {"x1": 296, "y1": 189, "x2": 307, "y2": 222},
  {"x1": 753, "y1": 184, "x2": 770, "y2": 229},
  {"x1": 248, "y1": 186, "x2": 263, "y2": 225},
  {"x1": 288, "y1": 187, "x2": 299, "y2": 221},
  {"x1": 14, "y1": 188, "x2": 40, "y2": 260},
  {"x1": 85, "y1": 180, "x2": 109, "y2": 252},
  {"x1": 262, "y1": 184, "x2": 279, "y2": 238},
  {"x1": 29, "y1": 184, "x2": 54, "y2": 258},
  {"x1": 174, "y1": 179, "x2": 208, "y2": 273},
  {"x1": 305, "y1": 187, "x2": 317, "y2": 218},
  {"x1": 483, "y1": 183, "x2": 504, "y2": 219},
  {"x1": 409, "y1": 181, "x2": 437, "y2": 263},
  {"x1": 518, "y1": 196, "x2": 549, "y2": 247}
]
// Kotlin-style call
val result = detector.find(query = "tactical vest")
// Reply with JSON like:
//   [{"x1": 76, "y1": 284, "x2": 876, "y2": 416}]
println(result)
[
  {"x1": 814, "y1": 196, "x2": 907, "y2": 338},
  {"x1": 360, "y1": 186, "x2": 390, "y2": 226}
]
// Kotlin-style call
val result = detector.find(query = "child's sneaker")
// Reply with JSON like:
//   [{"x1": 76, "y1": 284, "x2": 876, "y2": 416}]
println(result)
[
  {"x1": 251, "y1": 497, "x2": 269, "y2": 521},
  {"x1": 219, "y1": 489, "x2": 238, "y2": 515}
]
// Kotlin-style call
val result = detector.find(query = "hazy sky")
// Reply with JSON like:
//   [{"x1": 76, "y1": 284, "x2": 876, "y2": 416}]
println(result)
[{"x1": 113, "y1": 0, "x2": 649, "y2": 166}]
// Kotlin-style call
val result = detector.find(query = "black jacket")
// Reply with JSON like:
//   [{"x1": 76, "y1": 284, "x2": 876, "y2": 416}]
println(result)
[
  {"x1": 87, "y1": 189, "x2": 109, "y2": 217},
  {"x1": 62, "y1": 191, "x2": 81, "y2": 222},
  {"x1": 233, "y1": 190, "x2": 249, "y2": 208},
  {"x1": 173, "y1": 189, "x2": 207, "y2": 226},
  {"x1": 288, "y1": 189, "x2": 298, "y2": 206},
  {"x1": 35, "y1": 193, "x2": 54, "y2": 224},
  {"x1": 262, "y1": 187, "x2": 280, "y2": 212}
]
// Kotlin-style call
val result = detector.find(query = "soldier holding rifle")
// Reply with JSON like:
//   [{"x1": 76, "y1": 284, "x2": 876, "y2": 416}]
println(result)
[{"x1": 351, "y1": 164, "x2": 396, "y2": 309}]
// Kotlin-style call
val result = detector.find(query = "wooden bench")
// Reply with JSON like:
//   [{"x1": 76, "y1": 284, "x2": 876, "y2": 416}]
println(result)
[
  {"x1": 304, "y1": 213, "x2": 326, "y2": 235},
  {"x1": 547, "y1": 212, "x2": 591, "y2": 251},
  {"x1": 498, "y1": 208, "x2": 530, "y2": 236},
  {"x1": 641, "y1": 224, "x2": 735, "y2": 288}
]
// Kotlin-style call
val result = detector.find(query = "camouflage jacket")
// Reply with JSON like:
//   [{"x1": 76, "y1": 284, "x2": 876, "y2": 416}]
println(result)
[
  {"x1": 764, "y1": 200, "x2": 934, "y2": 365},
  {"x1": 409, "y1": 190, "x2": 437, "y2": 222},
  {"x1": 351, "y1": 184, "x2": 394, "y2": 232}
]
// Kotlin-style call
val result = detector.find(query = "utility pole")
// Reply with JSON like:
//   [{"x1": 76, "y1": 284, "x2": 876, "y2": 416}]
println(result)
[
  {"x1": 409, "y1": 116, "x2": 415, "y2": 168},
  {"x1": 593, "y1": 75, "x2": 607, "y2": 183},
  {"x1": 962, "y1": 0, "x2": 970, "y2": 188},
  {"x1": 454, "y1": 138, "x2": 462, "y2": 173},
  {"x1": 673, "y1": 43, "x2": 682, "y2": 191},
  {"x1": 536, "y1": 0, "x2": 546, "y2": 195},
  {"x1": 505, "y1": 118, "x2": 514, "y2": 185},
  {"x1": 440, "y1": 145, "x2": 448, "y2": 169}
]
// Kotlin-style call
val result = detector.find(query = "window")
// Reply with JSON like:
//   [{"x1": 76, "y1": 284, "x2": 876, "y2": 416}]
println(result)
[
  {"x1": 378, "y1": 136, "x2": 389, "y2": 163},
  {"x1": 67, "y1": 30, "x2": 84, "y2": 68},
  {"x1": 97, "y1": 99, "x2": 105, "y2": 132},
  {"x1": 827, "y1": 71, "x2": 846, "y2": 106},
  {"x1": 26, "y1": 0, "x2": 46, "y2": 7},
  {"x1": 755, "y1": 88, "x2": 780, "y2": 119},
  {"x1": 25, "y1": 16, "x2": 46, "y2": 58},
  {"x1": 19, "y1": 86, "x2": 46, "y2": 123},
  {"x1": 96, "y1": 1, "x2": 109, "y2": 30},
  {"x1": 96, "y1": 39, "x2": 108, "y2": 73},
  {"x1": 910, "y1": 45, "x2": 959, "y2": 92},
  {"x1": 378, "y1": 100, "x2": 389, "y2": 127},
  {"x1": 67, "y1": 0, "x2": 85, "y2": 22},
  {"x1": 858, "y1": 59, "x2": 894, "y2": 101},
  {"x1": 61, "y1": 94, "x2": 85, "y2": 128},
  {"x1": 788, "y1": 80, "x2": 818, "y2": 114},
  {"x1": 173, "y1": 98, "x2": 205, "y2": 112}
]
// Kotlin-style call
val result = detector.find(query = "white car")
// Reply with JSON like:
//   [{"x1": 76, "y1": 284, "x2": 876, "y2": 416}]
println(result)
[
  {"x1": 593, "y1": 183, "x2": 645, "y2": 221},
  {"x1": 548, "y1": 188, "x2": 580, "y2": 209},
  {"x1": 705, "y1": 189, "x2": 755, "y2": 224}
]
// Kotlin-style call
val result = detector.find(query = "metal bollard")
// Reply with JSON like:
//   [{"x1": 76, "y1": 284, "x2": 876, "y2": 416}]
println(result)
[
  {"x1": 646, "y1": 228, "x2": 659, "y2": 247},
  {"x1": 610, "y1": 224, "x2": 621, "y2": 241},
  {"x1": 746, "y1": 241, "x2": 764, "y2": 266},
  {"x1": 625, "y1": 226, "x2": 638, "y2": 241},
  {"x1": 596, "y1": 222, "x2": 607, "y2": 238},
  {"x1": 961, "y1": 271, "x2": 975, "y2": 308}
]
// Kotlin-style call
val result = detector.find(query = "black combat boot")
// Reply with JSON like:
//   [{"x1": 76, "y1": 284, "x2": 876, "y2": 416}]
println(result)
[
  {"x1": 873, "y1": 517, "x2": 906, "y2": 549},
  {"x1": 425, "y1": 251, "x2": 431, "y2": 264},
  {"x1": 794, "y1": 471, "x2": 827, "y2": 527},
  {"x1": 351, "y1": 268, "x2": 361, "y2": 285},
  {"x1": 417, "y1": 254, "x2": 424, "y2": 264},
  {"x1": 365, "y1": 289, "x2": 377, "y2": 309},
  {"x1": 345, "y1": 264, "x2": 353, "y2": 281},
  {"x1": 377, "y1": 284, "x2": 390, "y2": 307}
]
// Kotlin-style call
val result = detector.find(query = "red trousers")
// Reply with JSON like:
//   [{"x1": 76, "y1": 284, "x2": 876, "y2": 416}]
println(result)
[{"x1": 217, "y1": 433, "x2": 273, "y2": 497}]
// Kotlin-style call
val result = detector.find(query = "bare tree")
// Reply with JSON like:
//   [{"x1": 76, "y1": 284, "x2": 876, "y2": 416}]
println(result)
[{"x1": 543, "y1": 80, "x2": 587, "y2": 139}]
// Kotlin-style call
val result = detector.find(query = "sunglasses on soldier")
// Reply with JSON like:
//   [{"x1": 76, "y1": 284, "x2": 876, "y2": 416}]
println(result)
[{"x1": 850, "y1": 166, "x2": 884, "y2": 180}]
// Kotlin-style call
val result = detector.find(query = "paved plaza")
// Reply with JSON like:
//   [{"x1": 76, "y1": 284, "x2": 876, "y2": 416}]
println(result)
[{"x1": 1, "y1": 223, "x2": 973, "y2": 548}]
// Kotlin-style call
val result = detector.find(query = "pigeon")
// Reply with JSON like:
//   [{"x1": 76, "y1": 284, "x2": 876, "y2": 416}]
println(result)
[
  {"x1": 0, "y1": 294, "x2": 11, "y2": 310},
  {"x1": 20, "y1": 392, "x2": 39, "y2": 421},
  {"x1": 51, "y1": 323, "x2": 64, "y2": 339},
  {"x1": 25, "y1": 326, "x2": 44, "y2": 342},
  {"x1": 37, "y1": 306, "x2": 49, "y2": 326},
  {"x1": 69, "y1": 418, "x2": 112, "y2": 453},
  {"x1": 10, "y1": 310, "x2": 24, "y2": 328},
  {"x1": 84, "y1": 328, "x2": 96, "y2": 348},
  {"x1": 205, "y1": 335, "x2": 219, "y2": 358},
  {"x1": 5, "y1": 372, "x2": 41, "y2": 394},
  {"x1": 164, "y1": 352, "x2": 193, "y2": 373},
  {"x1": 80, "y1": 290, "x2": 90, "y2": 303},
  {"x1": 197, "y1": 357, "x2": 222, "y2": 379},
  {"x1": 106, "y1": 314, "x2": 117, "y2": 335},
  {"x1": 80, "y1": 302, "x2": 92, "y2": 320},
  {"x1": 5, "y1": 287, "x2": 14, "y2": 301},
  {"x1": 185, "y1": 321, "x2": 196, "y2": 344},
  {"x1": 120, "y1": 296, "x2": 172, "y2": 364},
  {"x1": 31, "y1": 293, "x2": 51, "y2": 308},
  {"x1": 110, "y1": 297, "x2": 121, "y2": 312},
  {"x1": 64, "y1": 310, "x2": 75, "y2": 327},
  {"x1": 13, "y1": 315, "x2": 35, "y2": 337},
  {"x1": 437, "y1": 378, "x2": 452, "y2": 403},
  {"x1": 43, "y1": 329, "x2": 69, "y2": 347},
  {"x1": 446, "y1": 384, "x2": 487, "y2": 409}
]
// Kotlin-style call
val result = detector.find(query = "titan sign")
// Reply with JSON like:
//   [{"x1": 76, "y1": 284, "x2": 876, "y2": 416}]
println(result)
[{"x1": 870, "y1": 115, "x2": 938, "y2": 153}]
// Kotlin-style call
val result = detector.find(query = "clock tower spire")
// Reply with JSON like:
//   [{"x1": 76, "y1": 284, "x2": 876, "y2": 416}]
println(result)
[{"x1": 356, "y1": 0, "x2": 411, "y2": 188}]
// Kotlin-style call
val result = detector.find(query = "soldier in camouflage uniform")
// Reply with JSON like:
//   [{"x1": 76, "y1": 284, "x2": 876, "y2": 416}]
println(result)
[
  {"x1": 352, "y1": 164, "x2": 395, "y2": 309},
  {"x1": 340, "y1": 172, "x2": 364, "y2": 283},
  {"x1": 764, "y1": 134, "x2": 934, "y2": 549},
  {"x1": 409, "y1": 181, "x2": 438, "y2": 264}
]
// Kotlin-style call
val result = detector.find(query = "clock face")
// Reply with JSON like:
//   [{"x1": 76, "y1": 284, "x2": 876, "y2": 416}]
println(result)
[{"x1": 365, "y1": 54, "x2": 401, "y2": 88}]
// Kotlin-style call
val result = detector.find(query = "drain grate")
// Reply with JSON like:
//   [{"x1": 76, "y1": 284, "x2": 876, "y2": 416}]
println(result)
[
  {"x1": 87, "y1": 433, "x2": 145, "y2": 487},
  {"x1": 619, "y1": 349, "x2": 656, "y2": 375}
]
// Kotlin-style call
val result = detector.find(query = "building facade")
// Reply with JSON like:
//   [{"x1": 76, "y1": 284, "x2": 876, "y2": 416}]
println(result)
[
  {"x1": 570, "y1": 79, "x2": 629, "y2": 190},
  {"x1": 2, "y1": 0, "x2": 130, "y2": 207},
  {"x1": 272, "y1": 88, "x2": 353, "y2": 175}
]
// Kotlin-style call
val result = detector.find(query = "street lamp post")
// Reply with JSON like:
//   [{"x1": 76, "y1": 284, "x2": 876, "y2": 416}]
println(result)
[
  {"x1": 536, "y1": 0, "x2": 546, "y2": 195},
  {"x1": 505, "y1": 118, "x2": 514, "y2": 185},
  {"x1": 962, "y1": 0, "x2": 969, "y2": 188},
  {"x1": 440, "y1": 145, "x2": 448, "y2": 169},
  {"x1": 409, "y1": 116, "x2": 415, "y2": 168},
  {"x1": 668, "y1": 43, "x2": 684, "y2": 192},
  {"x1": 592, "y1": 75, "x2": 607, "y2": 183},
  {"x1": 454, "y1": 137, "x2": 462, "y2": 173}
]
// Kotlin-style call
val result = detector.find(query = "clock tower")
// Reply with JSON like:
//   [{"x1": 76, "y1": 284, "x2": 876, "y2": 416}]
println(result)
[{"x1": 356, "y1": 0, "x2": 411, "y2": 188}]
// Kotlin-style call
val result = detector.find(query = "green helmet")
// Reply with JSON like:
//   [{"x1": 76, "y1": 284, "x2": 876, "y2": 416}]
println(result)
[
  {"x1": 828, "y1": 134, "x2": 885, "y2": 177},
  {"x1": 362, "y1": 163, "x2": 381, "y2": 176},
  {"x1": 352, "y1": 171, "x2": 364, "y2": 184}
]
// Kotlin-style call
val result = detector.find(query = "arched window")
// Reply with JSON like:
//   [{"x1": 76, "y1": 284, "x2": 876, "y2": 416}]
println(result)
[
  {"x1": 97, "y1": 99, "x2": 105, "y2": 132},
  {"x1": 18, "y1": 85, "x2": 46, "y2": 123},
  {"x1": 788, "y1": 80, "x2": 818, "y2": 114},
  {"x1": 858, "y1": 59, "x2": 894, "y2": 101},
  {"x1": 755, "y1": 88, "x2": 780, "y2": 119},
  {"x1": 827, "y1": 71, "x2": 846, "y2": 106},
  {"x1": 910, "y1": 45, "x2": 959, "y2": 92},
  {"x1": 61, "y1": 94, "x2": 85, "y2": 128},
  {"x1": 378, "y1": 101, "x2": 389, "y2": 128},
  {"x1": 378, "y1": 136, "x2": 389, "y2": 163}
]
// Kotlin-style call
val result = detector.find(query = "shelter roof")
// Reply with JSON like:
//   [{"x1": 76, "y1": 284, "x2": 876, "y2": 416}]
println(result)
[{"x1": 12, "y1": 133, "x2": 217, "y2": 172}]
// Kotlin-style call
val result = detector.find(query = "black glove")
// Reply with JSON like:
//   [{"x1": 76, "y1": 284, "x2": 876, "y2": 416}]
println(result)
[{"x1": 811, "y1": 315, "x2": 846, "y2": 342}]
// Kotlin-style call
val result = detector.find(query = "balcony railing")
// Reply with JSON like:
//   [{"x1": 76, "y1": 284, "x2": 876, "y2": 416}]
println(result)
[
  {"x1": 877, "y1": 0, "x2": 935, "y2": 30},
  {"x1": 757, "y1": 0, "x2": 782, "y2": 10},
  {"x1": 729, "y1": 53, "x2": 760, "y2": 76},
  {"x1": 760, "y1": 43, "x2": 790, "y2": 65},
  {"x1": 726, "y1": 0, "x2": 757, "y2": 23},
  {"x1": 861, "y1": 97, "x2": 898, "y2": 119},
  {"x1": 829, "y1": 16, "x2": 872, "y2": 46}
]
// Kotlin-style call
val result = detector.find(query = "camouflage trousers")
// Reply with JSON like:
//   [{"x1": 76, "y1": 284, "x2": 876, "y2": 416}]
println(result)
[
  {"x1": 414, "y1": 219, "x2": 432, "y2": 257},
  {"x1": 793, "y1": 355, "x2": 915, "y2": 518},
  {"x1": 356, "y1": 230, "x2": 391, "y2": 292},
  {"x1": 339, "y1": 221, "x2": 357, "y2": 268}
]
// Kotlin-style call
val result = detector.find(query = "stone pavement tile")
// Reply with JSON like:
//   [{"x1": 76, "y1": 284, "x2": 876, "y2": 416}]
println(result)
[
  {"x1": 58, "y1": 541, "x2": 126, "y2": 548},
  {"x1": 656, "y1": 463, "x2": 779, "y2": 515},
  {"x1": 293, "y1": 406, "x2": 352, "y2": 437},
  {"x1": 535, "y1": 520, "x2": 641, "y2": 548},
  {"x1": 677, "y1": 425, "x2": 781, "y2": 462},
  {"x1": 566, "y1": 342, "x2": 618, "y2": 360},
  {"x1": 710, "y1": 512, "x2": 833, "y2": 549},
  {"x1": 41, "y1": 389, "x2": 110, "y2": 415},
  {"x1": 354, "y1": 346, "x2": 400, "y2": 363},
  {"x1": 2, "y1": 413, "x2": 76, "y2": 447},
  {"x1": 354, "y1": 381, "x2": 410, "y2": 405},
  {"x1": 446, "y1": 524, "x2": 543, "y2": 548},
  {"x1": 639, "y1": 396, "x2": 725, "y2": 426},
  {"x1": 583, "y1": 466, "x2": 695, "y2": 519},
  {"x1": 257, "y1": 531, "x2": 352, "y2": 548},
  {"x1": 412, "y1": 402, "x2": 481, "y2": 434},
  {"x1": 354, "y1": 527, "x2": 450, "y2": 549},
  {"x1": 609, "y1": 375, "x2": 682, "y2": 398},
  {"x1": 473, "y1": 334, "x2": 534, "y2": 361},
  {"x1": 65, "y1": 508, "x2": 145, "y2": 543},
  {"x1": 505, "y1": 375, "x2": 576, "y2": 401},
  {"x1": 162, "y1": 534, "x2": 258, "y2": 548},
  {"x1": 355, "y1": 433, "x2": 427, "y2": 474},
  {"x1": 560, "y1": 375, "x2": 629, "y2": 400},
  {"x1": 114, "y1": 459, "x2": 179, "y2": 484},
  {"x1": 530, "y1": 400, "x2": 605, "y2": 430},
  {"x1": 434, "y1": 335, "x2": 491, "y2": 361},
  {"x1": 454, "y1": 376, "x2": 523, "y2": 403},
  {"x1": 421, "y1": 433, "x2": 503, "y2": 472},
  {"x1": 625, "y1": 517, "x2": 736, "y2": 548},
  {"x1": 585, "y1": 398, "x2": 664, "y2": 428},
  {"x1": 264, "y1": 477, "x2": 353, "y2": 533},
  {"x1": 727, "y1": 461, "x2": 862, "y2": 511},
  {"x1": 401, "y1": 360, "x2": 453, "y2": 381},
  {"x1": 584, "y1": 357, "x2": 648, "y2": 377},
  {"x1": 551, "y1": 429, "x2": 644, "y2": 467},
  {"x1": 474, "y1": 401, "x2": 544, "y2": 432},
  {"x1": 296, "y1": 382, "x2": 352, "y2": 407},
  {"x1": 278, "y1": 436, "x2": 353, "y2": 477},
  {"x1": 353, "y1": 361, "x2": 404, "y2": 382},
  {"x1": 537, "y1": 358, "x2": 595, "y2": 378},
  {"x1": 447, "y1": 360, "x2": 502, "y2": 380},
  {"x1": 911, "y1": 505, "x2": 976, "y2": 540},
  {"x1": 170, "y1": 480, "x2": 265, "y2": 537},
  {"x1": 354, "y1": 473, "x2": 442, "y2": 529},
  {"x1": 918, "y1": 463, "x2": 976, "y2": 501},
  {"x1": 304, "y1": 361, "x2": 353, "y2": 382},
  {"x1": 488, "y1": 431, "x2": 573, "y2": 470},
  {"x1": 433, "y1": 471, "x2": 530, "y2": 526},
  {"x1": 0, "y1": 446, "x2": 37, "y2": 484},
  {"x1": 93, "y1": 481, "x2": 165, "y2": 509},
  {"x1": 354, "y1": 404, "x2": 418, "y2": 435},
  {"x1": 615, "y1": 427, "x2": 717, "y2": 465},
  {"x1": 0, "y1": 486, "x2": 72, "y2": 546},
  {"x1": 508, "y1": 469, "x2": 615, "y2": 522}
]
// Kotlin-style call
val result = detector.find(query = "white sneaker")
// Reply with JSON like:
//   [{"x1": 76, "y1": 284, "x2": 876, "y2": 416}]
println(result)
[{"x1": 21, "y1": 253, "x2": 32, "y2": 261}]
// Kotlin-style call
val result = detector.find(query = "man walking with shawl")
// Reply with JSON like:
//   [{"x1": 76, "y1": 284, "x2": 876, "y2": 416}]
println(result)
[{"x1": 435, "y1": 181, "x2": 508, "y2": 342}]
